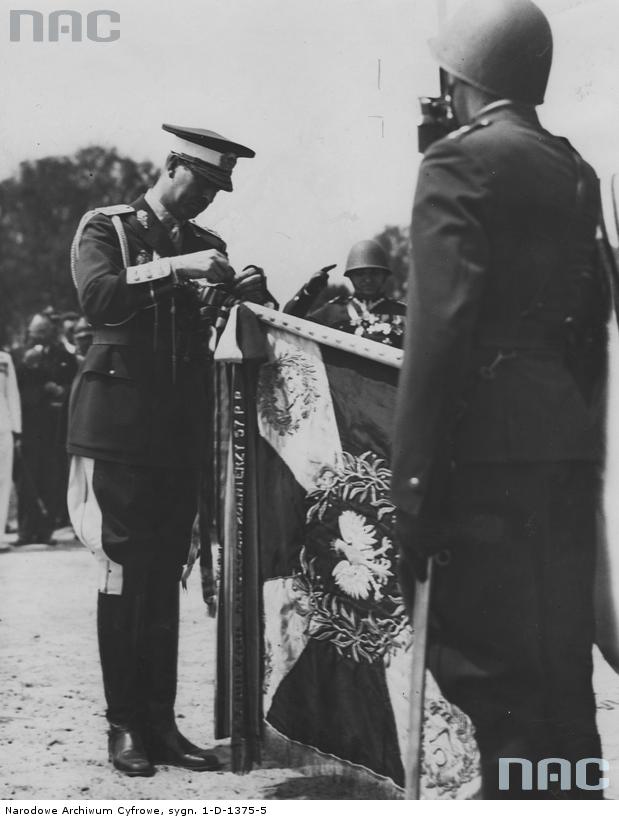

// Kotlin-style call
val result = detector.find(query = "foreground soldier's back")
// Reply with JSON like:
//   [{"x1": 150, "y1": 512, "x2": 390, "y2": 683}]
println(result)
[{"x1": 391, "y1": 0, "x2": 610, "y2": 799}]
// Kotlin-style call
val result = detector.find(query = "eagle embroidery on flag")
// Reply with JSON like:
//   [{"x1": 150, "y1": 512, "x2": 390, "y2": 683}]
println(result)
[{"x1": 214, "y1": 304, "x2": 481, "y2": 799}]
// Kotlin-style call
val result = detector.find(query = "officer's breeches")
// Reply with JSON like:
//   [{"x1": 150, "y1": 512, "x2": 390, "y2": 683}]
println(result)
[
  {"x1": 68, "y1": 456, "x2": 198, "y2": 728},
  {"x1": 427, "y1": 461, "x2": 601, "y2": 800}
]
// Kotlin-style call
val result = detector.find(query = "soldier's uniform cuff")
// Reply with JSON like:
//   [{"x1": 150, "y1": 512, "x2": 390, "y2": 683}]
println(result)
[{"x1": 126, "y1": 258, "x2": 173, "y2": 285}]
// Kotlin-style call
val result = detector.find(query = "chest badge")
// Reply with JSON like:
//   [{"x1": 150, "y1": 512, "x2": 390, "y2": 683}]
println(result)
[
  {"x1": 136, "y1": 210, "x2": 149, "y2": 230},
  {"x1": 135, "y1": 250, "x2": 152, "y2": 265}
]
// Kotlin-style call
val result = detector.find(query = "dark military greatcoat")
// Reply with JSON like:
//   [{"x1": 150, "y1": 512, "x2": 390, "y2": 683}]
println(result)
[
  {"x1": 67, "y1": 195, "x2": 225, "y2": 468},
  {"x1": 392, "y1": 103, "x2": 610, "y2": 799}
]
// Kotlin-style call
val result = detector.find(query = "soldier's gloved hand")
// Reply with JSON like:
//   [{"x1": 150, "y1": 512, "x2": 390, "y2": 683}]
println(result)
[
  {"x1": 233, "y1": 265, "x2": 270, "y2": 303},
  {"x1": 395, "y1": 509, "x2": 450, "y2": 584},
  {"x1": 304, "y1": 266, "x2": 333, "y2": 296},
  {"x1": 171, "y1": 249, "x2": 235, "y2": 284}
]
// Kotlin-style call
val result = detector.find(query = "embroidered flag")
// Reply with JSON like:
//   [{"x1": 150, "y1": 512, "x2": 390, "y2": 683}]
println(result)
[{"x1": 214, "y1": 305, "x2": 480, "y2": 799}]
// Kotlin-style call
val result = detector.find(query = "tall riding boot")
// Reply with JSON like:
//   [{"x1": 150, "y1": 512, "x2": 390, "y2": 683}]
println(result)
[
  {"x1": 97, "y1": 588, "x2": 155, "y2": 777},
  {"x1": 141, "y1": 571, "x2": 219, "y2": 771}
]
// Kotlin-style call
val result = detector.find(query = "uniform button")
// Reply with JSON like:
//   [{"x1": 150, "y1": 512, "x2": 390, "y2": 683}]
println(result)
[
  {"x1": 109, "y1": 369, "x2": 116, "y2": 375},
  {"x1": 408, "y1": 477, "x2": 420, "y2": 489}
]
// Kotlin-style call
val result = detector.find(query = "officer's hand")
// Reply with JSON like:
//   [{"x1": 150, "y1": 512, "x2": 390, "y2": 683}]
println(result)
[
  {"x1": 233, "y1": 266, "x2": 269, "y2": 303},
  {"x1": 171, "y1": 250, "x2": 235, "y2": 284}
]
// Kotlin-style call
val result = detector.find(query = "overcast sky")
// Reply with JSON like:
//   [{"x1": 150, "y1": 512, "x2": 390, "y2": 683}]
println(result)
[{"x1": 1, "y1": 0, "x2": 619, "y2": 300}]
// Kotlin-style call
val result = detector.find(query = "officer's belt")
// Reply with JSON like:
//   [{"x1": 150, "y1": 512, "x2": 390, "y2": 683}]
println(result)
[
  {"x1": 475, "y1": 338, "x2": 563, "y2": 351},
  {"x1": 92, "y1": 327, "x2": 133, "y2": 346},
  {"x1": 474, "y1": 325, "x2": 565, "y2": 351},
  {"x1": 92, "y1": 326, "x2": 183, "y2": 350},
  {"x1": 92, "y1": 326, "x2": 206, "y2": 363}
]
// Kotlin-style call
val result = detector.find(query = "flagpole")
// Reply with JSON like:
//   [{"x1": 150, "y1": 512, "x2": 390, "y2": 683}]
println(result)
[{"x1": 404, "y1": 561, "x2": 433, "y2": 799}]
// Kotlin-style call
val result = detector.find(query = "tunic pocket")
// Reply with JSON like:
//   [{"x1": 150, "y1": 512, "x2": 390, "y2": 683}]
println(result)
[{"x1": 69, "y1": 345, "x2": 150, "y2": 457}]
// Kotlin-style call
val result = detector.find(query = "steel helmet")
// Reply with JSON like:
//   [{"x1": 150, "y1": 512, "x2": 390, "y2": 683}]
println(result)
[
  {"x1": 344, "y1": 240, "x2": 390, "y2": 277},
  {"x1": 430, "y1": 0, "x2": 553, "y2": 106}
]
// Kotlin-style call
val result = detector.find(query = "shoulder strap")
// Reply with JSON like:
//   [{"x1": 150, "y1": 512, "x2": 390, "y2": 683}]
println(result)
[
  {"x1": 110, "y1": 215, "x2": 130, "y2": 269},
  {"x1": 70, "y1": 207, "x2": 132, "y2": 289}
]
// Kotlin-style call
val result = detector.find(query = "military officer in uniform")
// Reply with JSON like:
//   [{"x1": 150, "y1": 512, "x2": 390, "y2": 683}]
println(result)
[
  {"x1": 302, "y1": 240, "x2": 406, "y2": 348},
  {"x1": 15, "y1": 313, "x2": 77, "y2": 544},
  {"x1": 67, "y1": 124, "x2": 270, "y2": 777},
  {"x1": 391, "y1": 0, "x2": 610, "y2": 799}
]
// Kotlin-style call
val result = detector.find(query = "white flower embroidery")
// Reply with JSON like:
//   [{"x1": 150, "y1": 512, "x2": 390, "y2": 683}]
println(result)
[{"x1": 331, "y1": 510, "x2": 392, "y2": 600}]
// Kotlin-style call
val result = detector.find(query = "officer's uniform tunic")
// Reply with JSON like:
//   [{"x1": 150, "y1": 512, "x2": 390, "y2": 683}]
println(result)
[
  {"x1": 391, "y1": 103, "x2": 609, "y2": 798},
  {"x1": 68, "y1": 192, "x2": 224, "y2": 729}
]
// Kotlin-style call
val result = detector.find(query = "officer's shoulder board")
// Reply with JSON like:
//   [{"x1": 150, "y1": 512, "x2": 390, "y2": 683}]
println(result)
[
  {"x1": 72, "y1": 204, "x2": 134, "y2": 249},
  {"x1": 94, "y1": 204, "x2": 135, "y2": 218},
  {"x1": 447, "y1": 118, "x2": 492, "y2": 142},
  {"x1": 70, "y1": 205, "x2": 135, "y2": 288},
  {"x1": 188, "y1": 221, "x2": 227, "y2": 250}
]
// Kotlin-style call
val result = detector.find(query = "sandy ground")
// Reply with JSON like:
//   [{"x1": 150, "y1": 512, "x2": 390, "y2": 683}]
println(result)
[
  {"x1": 2, "y1": 532, "x2": 619, "y2": 801},
  {"x1": 0, "y1": 531, "x2": 388, "y2": 801}
]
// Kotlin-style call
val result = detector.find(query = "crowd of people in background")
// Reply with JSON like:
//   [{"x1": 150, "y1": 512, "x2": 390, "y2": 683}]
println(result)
[
  {"x1": 1, "y1": 235, "x2": 404, "y2": 554},
  {"x1": 0, "y1": 308, "x2": 93, "y2": 550}
]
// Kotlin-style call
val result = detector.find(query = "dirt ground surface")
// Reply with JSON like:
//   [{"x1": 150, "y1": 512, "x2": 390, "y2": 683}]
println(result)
[{"x1": 2, "y1": 531, "x2": 619, "y2": 801}]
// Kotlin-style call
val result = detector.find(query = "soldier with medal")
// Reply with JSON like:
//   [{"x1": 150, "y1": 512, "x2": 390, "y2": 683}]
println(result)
[{"x1": 295, "y1": 239, "x2": 406, "y2": 348}]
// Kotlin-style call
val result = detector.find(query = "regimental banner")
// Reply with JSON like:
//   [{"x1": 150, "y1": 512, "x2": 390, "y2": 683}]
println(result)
[{"x1": 213, "y1": 304, "x2": 480, "y2": 799}]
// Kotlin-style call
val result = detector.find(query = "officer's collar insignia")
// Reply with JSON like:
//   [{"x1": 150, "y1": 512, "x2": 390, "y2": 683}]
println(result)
[
  {"x1": 219, "y1": 152, "x2": 237, "y2": 170},
  {"x1": 137, "y1": 209, "x2": 150, "y2": 229}
]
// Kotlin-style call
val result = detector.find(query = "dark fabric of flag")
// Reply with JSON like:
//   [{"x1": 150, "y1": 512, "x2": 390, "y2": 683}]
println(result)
[{"x1": 214, "y1": 309, "x2": 480, "y2": 797}]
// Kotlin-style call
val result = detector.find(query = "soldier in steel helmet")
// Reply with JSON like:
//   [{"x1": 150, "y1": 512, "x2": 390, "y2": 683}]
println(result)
[
  {"x1": 67, "y1": 124, "x2": 274, "y2": 777},
  {"x1": 391, "y1": 0, "x2": 610, "y2": 799},
  {"x1": 304, "y1": 239, "x2": 406, "y2": 348}
]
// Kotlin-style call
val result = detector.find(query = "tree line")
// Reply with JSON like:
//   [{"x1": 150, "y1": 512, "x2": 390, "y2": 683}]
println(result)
[{"x1": 0, "y1": 145, "x2": 412, "y2": 341}]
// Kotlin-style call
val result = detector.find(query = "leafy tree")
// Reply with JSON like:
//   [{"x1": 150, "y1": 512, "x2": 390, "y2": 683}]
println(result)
[
  {"x1": 373, "y1": 224, "x2": 410, "y2": 301},
  {"x1": 0, "y1": 146, "x2": 158, "y2": 340}
]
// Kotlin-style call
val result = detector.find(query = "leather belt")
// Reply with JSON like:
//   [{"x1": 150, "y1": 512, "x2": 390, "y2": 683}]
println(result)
[
  {"x1": 475, "y1": 338, "x2": 562, "y2": 351},
  {"x1": 92, "y1": 327, "x2": 132, "y2": 346}
]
